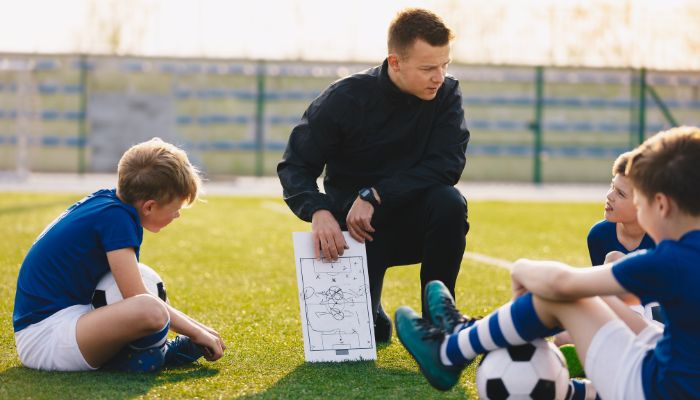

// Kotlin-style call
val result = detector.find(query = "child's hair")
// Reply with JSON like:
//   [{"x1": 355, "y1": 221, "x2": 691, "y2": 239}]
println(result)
[
  {"x1": 626, "y1": 126, "x2": 700, "y2": 215},
  {"x1": 612, "y1": 151, "x2": 632, "y2": 176},
  {"x1": 388, "y1": 8, "x2": 454, "y2": 57},
  {"x1": 117, "y1": 138, "x2": 202, "y2": 206}
]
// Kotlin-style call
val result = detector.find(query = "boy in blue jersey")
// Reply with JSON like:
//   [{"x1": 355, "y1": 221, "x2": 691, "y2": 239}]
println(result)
[
  {"x1": 587, "y1": 151, "x2": 655, "y2": 267},
  {"x1": 13, "y1": 138, "x2": 226, "y2": 372},
  {"x1": 395, "y1": 126, "x2": 700, "y2": 399},
  {"x1": 555, "y1": 153, "x2": 661, "y2": 350}
]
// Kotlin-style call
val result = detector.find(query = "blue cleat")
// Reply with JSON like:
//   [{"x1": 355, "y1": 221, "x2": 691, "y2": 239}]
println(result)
[
  {"x1": 102, "y1": 344, "x2": 166, "y2": 373},
  {"x1": 164, "y1": 335, "x2": 205, "y2": 367},
  {"x1": 395, "y1": 306, "x2": 466, "y2": 391}
]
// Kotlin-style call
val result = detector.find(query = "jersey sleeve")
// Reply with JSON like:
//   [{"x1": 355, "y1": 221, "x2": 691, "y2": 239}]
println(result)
[
  {"x1": 586, "y1": 221, "x2": 607, "y2": 266},
  {"x1": 95, "y1": 206, "x2": 142, "y2": 252},
  {"x1": 611, "y1": 246, "x2": 676, "y2": 304}
]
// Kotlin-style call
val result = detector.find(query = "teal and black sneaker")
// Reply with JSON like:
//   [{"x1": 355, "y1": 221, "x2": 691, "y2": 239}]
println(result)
[
  {"x1": 395, "y1": 306, "x2": 465, "y2": 391},
  {"x1": 423, "y1": 280, "x2": 478, "y2": 334},
  {"x1": 164, "y1": 335, "x2": 205, "y2": 367}
]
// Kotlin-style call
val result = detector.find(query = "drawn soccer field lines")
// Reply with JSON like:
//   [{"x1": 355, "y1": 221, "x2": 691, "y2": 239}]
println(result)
[{"x1": 299, "y1": 256, "x2": 373, "y2": 352}]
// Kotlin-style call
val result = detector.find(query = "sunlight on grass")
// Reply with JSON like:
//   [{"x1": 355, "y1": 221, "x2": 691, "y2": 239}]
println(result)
[{"x1": 0, "y1": 193, "x2": 600, "y2": 399}]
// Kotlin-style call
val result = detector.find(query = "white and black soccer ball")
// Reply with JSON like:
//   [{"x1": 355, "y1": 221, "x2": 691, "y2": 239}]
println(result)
[
  {"x1": 91, "y1": 263, "x2": 167, "y2": 308},
  {"x1": 476, "y1": 339, "x2": 570, "y2": 400}
]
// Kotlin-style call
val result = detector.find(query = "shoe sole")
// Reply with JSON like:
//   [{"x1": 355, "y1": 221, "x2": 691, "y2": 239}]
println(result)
[{"x1": 395, "y1": 313, "x2": 457, "y2": 392}]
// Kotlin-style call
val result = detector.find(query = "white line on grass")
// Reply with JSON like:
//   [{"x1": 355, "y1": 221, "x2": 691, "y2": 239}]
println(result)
[
  {"x1": 464, "y1": 251, "x2": 514, "y2": 271},
  {"x1": 260, "y1": 200, "x2": 295, "y2": 215}
]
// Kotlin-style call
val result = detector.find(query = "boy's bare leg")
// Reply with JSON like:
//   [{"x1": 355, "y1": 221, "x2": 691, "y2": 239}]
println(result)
[
  {"x1": 600, "y1": 295, "x2": 651, "y2": 333},
  {"x1": 532, "y1": 295, "x2": 644, "y2": 369},
  {"x1": 533, "y1": 296, "x2": 616, "y2": 367},
  {"x1": 553, "y1": 295, "x2": 651, "y2": 347},
  {"x1": 76, "y1": 294, "x2": 169, "y2": 368}
]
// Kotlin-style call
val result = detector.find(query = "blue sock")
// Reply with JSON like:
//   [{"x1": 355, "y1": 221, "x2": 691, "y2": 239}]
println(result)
[{"x1": 441, "y1": 293, "x2": 561, "y2": 366}]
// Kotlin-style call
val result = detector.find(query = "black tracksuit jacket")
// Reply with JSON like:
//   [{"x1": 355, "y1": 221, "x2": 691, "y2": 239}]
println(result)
[{"x1": 277, "y1": 59, "x2": 470, "y2": 223}]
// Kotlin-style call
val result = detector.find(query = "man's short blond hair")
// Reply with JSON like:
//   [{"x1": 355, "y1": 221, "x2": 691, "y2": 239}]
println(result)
[
  {"x1": 388, "y1": 8, "x2": 454, "y2": 58},
  {"x1": 117, "y1": 138, "x2": 202, "y2": 206}
]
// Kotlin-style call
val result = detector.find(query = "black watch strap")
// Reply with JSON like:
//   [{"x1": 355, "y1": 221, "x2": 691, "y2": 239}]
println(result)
[{"x1": 358, "y1": 187, "x2": 380, "y2": 208}]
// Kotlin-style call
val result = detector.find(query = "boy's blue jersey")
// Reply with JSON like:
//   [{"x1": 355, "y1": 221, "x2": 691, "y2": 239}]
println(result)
[
  {"x1": 587, "y1": 220, "x2": 655, "y2": 266},
  {"x1": 13, "y1": 189, "x2": 142, "y2": 332},
  {"x1": 612, "y1": 230, "x2": 700, "y2": 399}
]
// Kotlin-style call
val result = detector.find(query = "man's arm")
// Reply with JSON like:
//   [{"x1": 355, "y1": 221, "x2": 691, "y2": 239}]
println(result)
[
  {"x1": 277, "y1": 93, "x2": 342, "y2": 222},
  {"x1": 511, "y1": 259, "x2": 628, "y2": 301},
  {"x1": 277, "y1": 90, "x2": 348, "y2": 260},
  {"x1": 373, "y1": 80, "x2": 469, "y2": 206}
]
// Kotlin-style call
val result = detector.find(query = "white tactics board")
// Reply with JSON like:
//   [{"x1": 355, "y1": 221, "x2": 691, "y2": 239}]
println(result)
[{"x1": 293, "y1": 232, "x2": 376, "y2": 362}]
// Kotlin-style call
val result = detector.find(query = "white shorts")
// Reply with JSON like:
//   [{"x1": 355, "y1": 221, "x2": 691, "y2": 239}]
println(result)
[
  {"x1": 586, "y1": 319, "x2": 663, "y2": 400},
  {"x1": 14, "y1": 304, "x2": 97, "y2": 371}
]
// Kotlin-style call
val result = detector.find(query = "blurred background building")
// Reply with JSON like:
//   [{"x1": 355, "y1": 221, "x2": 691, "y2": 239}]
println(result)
[{"x1": 1, "y1": 0, "x2": 699, "y2": 182}]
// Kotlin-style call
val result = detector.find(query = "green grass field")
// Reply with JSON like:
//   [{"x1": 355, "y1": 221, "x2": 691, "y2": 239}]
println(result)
[{"x1": 0, "y1": 193, "x2": 600, "y2": 399}]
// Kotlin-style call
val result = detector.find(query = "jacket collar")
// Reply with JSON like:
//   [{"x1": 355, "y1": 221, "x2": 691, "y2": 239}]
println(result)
[{"x1": 377, "y1": 58, "x2": 418, "y2": 103}]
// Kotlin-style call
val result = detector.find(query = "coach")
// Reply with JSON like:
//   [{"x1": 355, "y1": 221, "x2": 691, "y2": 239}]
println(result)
[{"x1": 277, "y1": 8, "x2": 469, "y2": 343}]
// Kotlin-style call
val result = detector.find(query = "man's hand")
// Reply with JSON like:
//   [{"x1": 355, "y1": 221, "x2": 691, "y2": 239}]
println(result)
[
  {"x1": 346, "y1": 189, "x2": 380, "y2": 243},
  {"x1": 311, "y1": 209, "x2": 348, "y2": 261}
]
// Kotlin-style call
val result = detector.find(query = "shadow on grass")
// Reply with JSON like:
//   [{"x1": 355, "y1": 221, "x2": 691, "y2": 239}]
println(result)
[
  {"x1": 238, "y1": 361, "x2": 469, "y2": 400},
  {"x1": 0, "y1": 364, "x2": 219, "y2": 399}
]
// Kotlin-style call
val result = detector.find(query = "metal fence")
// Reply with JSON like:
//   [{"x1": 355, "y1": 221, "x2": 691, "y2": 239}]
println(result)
[{"x1": 1, "y1": 53, "x2": 698, "y2": 183}]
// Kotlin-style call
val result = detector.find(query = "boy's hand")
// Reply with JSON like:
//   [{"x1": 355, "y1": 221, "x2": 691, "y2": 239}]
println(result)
[{"x1": 192, "y1": 329, "x2": 226, "y2": 361}]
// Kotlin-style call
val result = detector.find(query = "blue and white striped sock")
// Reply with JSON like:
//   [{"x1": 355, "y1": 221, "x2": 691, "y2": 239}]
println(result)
[
  {"x1": 130, "y1": 320, "x2": 170, "y2": 352},
  {"x1": 440, "y1": 293, "x2": 561, "y2": 366}
]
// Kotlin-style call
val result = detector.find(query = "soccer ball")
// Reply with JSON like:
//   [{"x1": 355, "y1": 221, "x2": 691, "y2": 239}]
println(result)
[
  {"x1": 476, "y1": 339, "x2": 570, "y2": 400},
  {"x1": 91, "y1": 263, "x2": 167, "y2": 308}
]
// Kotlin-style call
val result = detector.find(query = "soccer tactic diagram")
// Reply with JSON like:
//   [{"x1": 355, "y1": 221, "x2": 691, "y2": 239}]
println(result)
[{"x1": 293, "y1": 232, "x2": 376, "y2": 362}]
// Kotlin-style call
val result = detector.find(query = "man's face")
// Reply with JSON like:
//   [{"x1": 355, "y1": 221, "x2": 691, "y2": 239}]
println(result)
[{"x1": 389, "y1": 39, "x2": 451, "y2": 101}]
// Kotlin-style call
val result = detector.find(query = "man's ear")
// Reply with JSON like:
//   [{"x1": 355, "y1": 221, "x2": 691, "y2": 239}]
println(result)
[{"x1": 387, "y1": 53, "x2": 400, "y2": 72}]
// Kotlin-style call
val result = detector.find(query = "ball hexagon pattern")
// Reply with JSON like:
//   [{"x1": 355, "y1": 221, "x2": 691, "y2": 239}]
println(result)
[{"x1": 476, "y1": 339, "x2": 570, "y2": 400}]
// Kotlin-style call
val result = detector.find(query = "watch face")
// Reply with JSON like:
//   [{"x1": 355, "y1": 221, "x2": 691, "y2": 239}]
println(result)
[{"x1": 360, "y1": 189, "x2": 370, "y2": 197}]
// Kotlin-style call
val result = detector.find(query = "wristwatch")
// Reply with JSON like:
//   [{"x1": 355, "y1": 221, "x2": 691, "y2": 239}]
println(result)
[{"x1": 358, "y1": 187, "x2": 380, "y2": 208}]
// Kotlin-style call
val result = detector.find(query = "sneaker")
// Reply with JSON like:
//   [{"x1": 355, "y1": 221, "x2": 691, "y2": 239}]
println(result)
[
  {"x1": 164, "y1": 335, "x2": 205, "y2": 367},
  {"x1": 423, "y1": 280, "x2": 477, "y2": 334},
  {"x1": 375, "y1": 304, "x2": 393, "y2": 343},
  {"x1": 102, "y1": 345, "x2": 166, "y2": 373},
  {"x1": 567, "y1": 378, "x2": 600, "y2": 400},
  {"x1": 395, "y1": 306, "x2": 465, "y2": 391}
]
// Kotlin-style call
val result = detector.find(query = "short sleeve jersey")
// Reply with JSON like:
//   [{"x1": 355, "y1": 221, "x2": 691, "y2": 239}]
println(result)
[
  {"x1": 13, "y1": 189, "x2": 142, "y2": 332},
  {"x1": 587, "y1": 220, "x2": 655, "y2": 266},
  {"x1": 612, "y1": 230, "x2": 700, "y2": 399}
]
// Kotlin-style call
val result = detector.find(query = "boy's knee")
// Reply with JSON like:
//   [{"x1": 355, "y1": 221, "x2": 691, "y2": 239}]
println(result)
[
  {"x1": 604, "y1": 251, "x2": 625, "y2": 264},
  {"x1": 132, "y1": 294, "x2": 169, "y2": 330}
]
